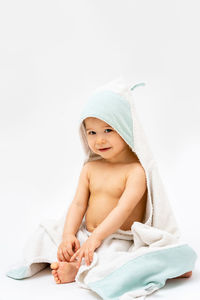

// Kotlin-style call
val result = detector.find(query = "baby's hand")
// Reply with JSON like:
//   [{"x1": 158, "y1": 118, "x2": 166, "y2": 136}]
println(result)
[
  {"x1": 57, "y1": 234, "x2": 80, "y2": 262},
  {"x1": 69, "y1": 234, "x2": 101, "y2": 268}
]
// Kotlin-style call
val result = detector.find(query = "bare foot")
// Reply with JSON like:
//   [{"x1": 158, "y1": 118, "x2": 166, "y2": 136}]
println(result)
[
  {"x1": 50, "y1": 261, "x2": 79, "y2": 284},
  {"x1": 172, "y1": 271, "x2": 192, "y2": 280}
]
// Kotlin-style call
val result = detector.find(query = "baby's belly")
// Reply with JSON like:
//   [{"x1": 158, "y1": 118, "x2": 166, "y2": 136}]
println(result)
[
  {"x1": 85, "y1": 195, "x2": 117, "y2": 232},
  {"x1": 85, "y1": 192, "x2": 147, "y2": 232}
]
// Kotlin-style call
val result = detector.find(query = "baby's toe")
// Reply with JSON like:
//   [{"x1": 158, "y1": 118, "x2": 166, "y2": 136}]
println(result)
[
  {"x1": 52, "y1": 271, "x2": 60, "y2": 283},
  {"x1": 56, "y1": 277, "x2": 61, "y2": 284},
  {"x1": 50, "y1": 262, "x2": 59, "y2": 270}
]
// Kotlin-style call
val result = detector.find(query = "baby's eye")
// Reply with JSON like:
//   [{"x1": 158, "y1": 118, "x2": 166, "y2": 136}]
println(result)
[
  {"x1": 88, "y1": 131, "x2": 96, "y2": 135},
  {"x1": 105, "y1": 129, "x2": 112, "y2": 133}
]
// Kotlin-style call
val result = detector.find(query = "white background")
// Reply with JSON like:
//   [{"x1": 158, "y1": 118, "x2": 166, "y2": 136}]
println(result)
[{"x1": 0, "y1": 0, "x2": 199, "y2": 299}]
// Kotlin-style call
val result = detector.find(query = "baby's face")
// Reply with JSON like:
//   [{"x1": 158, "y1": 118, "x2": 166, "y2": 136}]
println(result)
[{"x1": 84, "y1": 117, "x2": 129, "y2": 159}]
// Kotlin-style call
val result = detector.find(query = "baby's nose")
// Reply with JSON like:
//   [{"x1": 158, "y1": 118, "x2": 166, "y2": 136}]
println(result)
[{"x1": 96, "y1": 135, "x2": 106, "y2": 144}]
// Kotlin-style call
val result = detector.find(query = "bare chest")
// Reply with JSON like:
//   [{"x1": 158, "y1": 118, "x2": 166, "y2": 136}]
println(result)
[
  {"x1": 88, "y1": 163, "x2": 128, "y2": 198},
  {"x1": 85, "y1": 159, "x2": 147, "y2": 232}
]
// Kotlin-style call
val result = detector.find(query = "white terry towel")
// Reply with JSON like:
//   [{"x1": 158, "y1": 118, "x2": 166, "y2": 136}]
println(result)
[{"x1": 7, "y1": 78, "x2": 197, "y2": 300}]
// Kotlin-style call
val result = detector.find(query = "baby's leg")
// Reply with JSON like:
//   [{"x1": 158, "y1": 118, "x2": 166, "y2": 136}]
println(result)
[
  {"x1": 170, "y1": 271, "x2": 192, "y2": 280},
  {"x1": 51, "y1": 262, "x2": 79, "y2": 284},
  {"x1": 174, "y1": 271, "x2": 192, "y2": 279}
]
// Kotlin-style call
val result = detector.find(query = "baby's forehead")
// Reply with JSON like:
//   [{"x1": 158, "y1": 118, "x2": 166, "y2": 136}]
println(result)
[{"x1": 84, "y1": 117, "x2": 111, "y2": 128}]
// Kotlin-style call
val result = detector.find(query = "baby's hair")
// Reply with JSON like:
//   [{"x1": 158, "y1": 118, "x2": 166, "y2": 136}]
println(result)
[{"x1": 82, "y1": 120, "x2": 88, "y2": 141}]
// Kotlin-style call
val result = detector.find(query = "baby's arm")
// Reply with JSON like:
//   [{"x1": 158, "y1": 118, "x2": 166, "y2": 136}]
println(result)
[
  {"x1": 92, "y1": 165, "x2": 146, "y2": 242},
  {"x1": 58, "y1": 163, "x2": 90, "y2": 261},
  {"x1": 62, "y1": 163, "x2": 90, "y2": 237}
]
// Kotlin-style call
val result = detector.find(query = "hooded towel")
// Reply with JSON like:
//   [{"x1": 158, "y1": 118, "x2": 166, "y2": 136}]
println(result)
[{"x1": 6, "y1": 78, "x2": 197, "y2": 300}]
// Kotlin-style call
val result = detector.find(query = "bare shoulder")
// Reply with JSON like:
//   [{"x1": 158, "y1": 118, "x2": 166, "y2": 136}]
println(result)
[
  {"x1": 126, "y1": 162, "x2": 147, "y2": 185},
  {"x1": 81, "y1": 161, "x2": 91, "y2": 177},
  {"x1": 81, "y1": 160, "x2": 98, "y2": 180},
  {"x1": 82, "y1": 160, "x2": 97, "y2": 171},
  {"x1": 83, "y1": 159, "x2": 103, "y2": 171},
  {"x1": 129, "y1": 161, "x2": 145, "y2": 172}
]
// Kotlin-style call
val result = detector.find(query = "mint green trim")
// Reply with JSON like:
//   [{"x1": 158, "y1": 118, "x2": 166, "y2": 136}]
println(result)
[
  {"x1": 88, "y1": 244, "x2": 197, "y2": 300},
  {"x1": 130, "y1": 82, "x2": 146, "y2": 91},
  {"x1": 6, "y1": 266, "x2": 28, "y2": 280}
]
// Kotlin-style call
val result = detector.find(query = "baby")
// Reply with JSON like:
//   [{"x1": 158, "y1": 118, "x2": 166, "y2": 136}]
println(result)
[
  {"x1": 50, "y1": 86, "x2": 192, "y2": 284},
  {"x1": 51, "y1": 116, "x2": 148, "y2": 284}
]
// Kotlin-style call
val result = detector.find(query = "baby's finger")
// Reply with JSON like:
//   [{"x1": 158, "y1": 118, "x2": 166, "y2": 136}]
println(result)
[
  {"x1": 85, "y1": 249, "x2": 90, "y2": 266},
  {"x1": 74, "y1": 239, "x2": 80, "y2": 252},
  {"x1": 66, "y1": 246, "x2": 74, "y2": 257},
  {"x1": 57, "y1": 249, "x2": 65, "y2": 262},
  {"x1": 63, "y1": 249, "x2": 70, "y2": 262},
  {"x1": 89, "y1": 250, "x2": 93, "y2": 262},
  {"x1": 76, "y1": 252, "x2": 83, "y2": 269},
  {"x1": 86, "y1": 250, "x2": 93, "y2": 265},
  {"x1": 70, "y1": 249, "x2": 79, "y2": 262}
]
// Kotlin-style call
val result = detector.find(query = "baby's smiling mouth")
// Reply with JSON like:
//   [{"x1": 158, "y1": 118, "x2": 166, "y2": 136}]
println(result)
[{"x1": 98, "y1": 147, "x2": 111, "y2": 151}]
